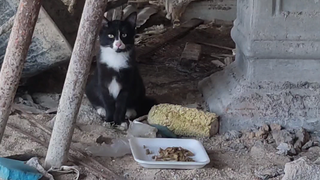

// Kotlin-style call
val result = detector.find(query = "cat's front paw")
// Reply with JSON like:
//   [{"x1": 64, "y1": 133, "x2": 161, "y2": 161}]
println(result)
[
  {"x1": 125, "y1": 109, "x2": 137, "y2": 120},
  {"x1": 96, "y1": 107, "x2": 106, "y2": 117},
  {"x1": 117, "y1": 122, "x2": 129, "y2": 131},
  {"x1": 113, "y1": 114, "x2": 127, "y2": 126},
  {"x1": 113, "y1": 119, "x2": 123, "y2": 126},
  {"x1": 104, "y1": 115, "x2": 113, "y2": 123}
]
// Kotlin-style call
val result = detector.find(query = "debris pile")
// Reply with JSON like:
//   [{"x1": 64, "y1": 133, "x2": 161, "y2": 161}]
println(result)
[
  {"x1": 223, "y1": 124, "x2": 320, "y2": 180},
  {"x1": 249, "y1": 124, "x2": 317, "y2": 156}
]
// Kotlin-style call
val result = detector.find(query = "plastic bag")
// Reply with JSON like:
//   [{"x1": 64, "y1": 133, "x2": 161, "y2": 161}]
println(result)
[
  {"x1": 85, "y1": 120, "x2": 158, "y2": 157},
  {"x1": 127, "y1": 120, "x2": 158, "y2": 138},
  {"x1": 85, "y1": 138, "x2": 131, "y2": 157}
]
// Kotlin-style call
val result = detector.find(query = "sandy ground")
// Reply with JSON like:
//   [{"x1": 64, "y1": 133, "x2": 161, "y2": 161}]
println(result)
[{"x1": 1, "y1": 24, "x2": 319, "y2": 180}]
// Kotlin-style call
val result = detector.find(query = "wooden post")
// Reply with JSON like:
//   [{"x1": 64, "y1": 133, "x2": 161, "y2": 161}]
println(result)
[
  {"x1": 0, "y1": 0, "x2": 41, "y2": 143},
  {"x1": 44, "y1": 0, "x2": 108, "y2": 168}
]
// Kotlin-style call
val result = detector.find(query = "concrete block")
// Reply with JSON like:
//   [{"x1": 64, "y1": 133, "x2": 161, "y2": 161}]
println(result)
[
  {"x1": 199, "y1": 0, "x2": 320, "y2": 134},
  {"x1": 179, "y1": 42, "x2": 202, "y2": 71},
  {"x1": 181, "y1": 42, "x2": 201, "y2": 61}
]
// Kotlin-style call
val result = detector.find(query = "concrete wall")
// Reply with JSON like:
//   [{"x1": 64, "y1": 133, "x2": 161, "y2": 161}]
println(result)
[
  {"x1": 181, "y1": 0, "x2": 237, "y2": 22},
  {"x1": 199, "y1": 0, "x2": 320, "y2": 134}
]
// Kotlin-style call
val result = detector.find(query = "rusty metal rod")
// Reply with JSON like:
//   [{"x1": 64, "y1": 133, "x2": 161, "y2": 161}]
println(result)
[
  {"x1": 0, "y1": 0, "x2": 41, "y2": 143},
  {"x1": 44, "y1": 0, "x2": 108, "y2": 168}
]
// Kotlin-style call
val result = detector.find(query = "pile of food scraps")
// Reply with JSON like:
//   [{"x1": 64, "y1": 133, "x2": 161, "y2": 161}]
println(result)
[{"x1": 150, "y1": 147, "x2": 195, "y2": 162}]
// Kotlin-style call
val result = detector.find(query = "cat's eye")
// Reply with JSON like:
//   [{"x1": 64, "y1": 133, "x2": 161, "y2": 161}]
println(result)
[
  {"x1": 122, "y1": 33, "x2": 127, "y2": 37},
  {"x1": 108, "y1": 34, "x2": 114, "y2": 38}
]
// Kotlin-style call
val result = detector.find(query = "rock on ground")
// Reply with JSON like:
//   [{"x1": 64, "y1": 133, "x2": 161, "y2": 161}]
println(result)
[
  {"x1": 223, "y1": 130, "x2": 242, "y2": 141},
  {"x1": 254, "y1": 164, "x2": 284, "y2": 180},
  {"x1": 282, "y1": 157, "x2": 320, "y2": 180},
  {"x1": 46, "y1": 96, "x2": 101, "y2": 128},
  {"x1": 272, "y1": 130, "x2": 295, "y2": 146}
]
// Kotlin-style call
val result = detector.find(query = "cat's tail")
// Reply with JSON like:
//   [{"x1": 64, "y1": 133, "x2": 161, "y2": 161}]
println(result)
[{"x1": 137, "y1": 96, "x2": 158, "y2": 117}]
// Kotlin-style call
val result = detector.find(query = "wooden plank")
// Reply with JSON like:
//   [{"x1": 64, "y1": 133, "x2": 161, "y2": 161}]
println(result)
[
  {"x1": 106, "y1": 0, "x2": 128, "y2": 11},
  {"x1": 136, "y1": 18, "x2": 204, "y2": 61},
  {"x1": 112, "y1": 6, "x2": 123, "y2": 20},
  {"x1": 128, "y1": 0, "x2": 150, "y2": 9},
  {"x1": 197, "y1": 42, "x2": 234, "y2": 51}
]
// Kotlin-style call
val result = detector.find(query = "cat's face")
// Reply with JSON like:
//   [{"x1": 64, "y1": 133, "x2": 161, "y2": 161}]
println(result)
[{"x1": 99, "y1": 12, "x2": 137, "y2": 53}]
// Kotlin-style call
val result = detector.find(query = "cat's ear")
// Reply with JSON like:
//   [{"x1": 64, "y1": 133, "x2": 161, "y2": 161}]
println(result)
[
  {"x1": 102, "y1": 17, "x2": 109, "y2": 27},
  {"x1": 124, "y1": 12, "x2": 137, "y2": 28}
]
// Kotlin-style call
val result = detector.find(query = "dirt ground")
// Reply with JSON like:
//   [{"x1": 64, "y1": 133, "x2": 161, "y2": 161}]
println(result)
[{"x1": 1, "y1": 23, "x2": 319, "y2": 180}]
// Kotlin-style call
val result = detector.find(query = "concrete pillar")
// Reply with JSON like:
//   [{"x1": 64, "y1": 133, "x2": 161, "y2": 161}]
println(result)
[{"x1": 199, "y1": 0, "x2": 320, "y2": 133}]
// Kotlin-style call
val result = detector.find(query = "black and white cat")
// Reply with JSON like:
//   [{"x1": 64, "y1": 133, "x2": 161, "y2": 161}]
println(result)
[{"x1": 85, "y1": 12, "x2": 157, "y2": 125}]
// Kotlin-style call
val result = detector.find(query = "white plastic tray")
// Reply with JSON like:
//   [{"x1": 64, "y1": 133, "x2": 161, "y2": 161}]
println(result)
[{"x1": 129, "y1": 137, "x2": 210, "y2": 169}]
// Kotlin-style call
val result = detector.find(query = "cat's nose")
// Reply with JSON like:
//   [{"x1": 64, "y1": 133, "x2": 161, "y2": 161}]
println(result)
[{"x1": 115, "y1": 42, "x2": 122, "y2": 47}]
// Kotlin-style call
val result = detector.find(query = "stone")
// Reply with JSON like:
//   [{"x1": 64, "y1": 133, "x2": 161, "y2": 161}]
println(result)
[
  {"x1": 266, "y1": 134, "x2": 275, "y2": 144},
  {"x1": 314, "y1": 157, "x2": 320, "y2": 165},
  {"x1": 250, "y1": 141, "x2": 268, "y2": 160},
  {"x1": 261, "y1": 124, "x2": 270, "y2": 132},
  {"x1": 270, "y1": 124, "x2": 282, "y2": 131},
  {"x1": 96, "y1": 136, "x2": 112, "y2": 145},
  {"x1": 248, "y1": 132, "x2": 255, "y2": 139},
  {"x1": 32, "y1": 93, "x2": 60, "y2": 110},
  {"x1": 277, "y1": 142, "x2": 296, "y2": 156},
  {"x1": 47, "y1": 96, "x2": 102, "y2": 129},
  {"x1": 254, "y1": 165, "x2": 284, "y2": 180},
  {"x1": 299, "y1": 146, "x2": 320, "y2": 162},
  {"x1": 250, "y1": 140, "x2": 291, "y2": 165},
  {"x1": 302, "y1": 140, "x2": 314, "y2": 150},
  {"x1": 255, "y1": 124, "x2": 271, "y2": 139},
  {"x1": 0, "y1": 0, "x2": 72, "y2": 78},
  {"x1": 228, "y1": 142, "x2": 247, "y2": 152},
  {"x1": 179, "y1": 42, "x2": 202, "y2": 72},
  {"x1": 180, "y1": 42, "x2": 202, "y2": 61},
  {"x1": 272, "y1": 130, "x2": 295, "y2": 146},
  {"x1": 282, "y1": 157, "x2": 320, "y2": 180},
  {"x1": 224, "y1": 56, "x2": 234, "y2": 66},
  {"x1": 255, "y1": 130, "x2": 268, "y2": 139},
  {"x1": 223, "y1": 130, "x2": 242, "y2": 141},
  {"x1": 211, "y1": 60, "x2": 226, "y2": 68},
  {"x1": 77, "y1": 96, "x2": 102, "y2": 125},
  {"x1": 294, "y1": 128, "x2": 310, "y2": 150},
  {"x1": 307, "y1": 146, "x2": 320, "y2": 154},
  {"x1": 198, "y1": 0, "x2": 320, "y2": 134}
]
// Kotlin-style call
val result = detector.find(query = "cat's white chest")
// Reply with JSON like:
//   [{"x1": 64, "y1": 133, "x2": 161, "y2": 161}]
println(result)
[
  {"x1": 108, "y1": 77, "x2": 121, "y2": 99},
  {"x1": 100, "y1": 47, "x2": 129, "y2": 71}
]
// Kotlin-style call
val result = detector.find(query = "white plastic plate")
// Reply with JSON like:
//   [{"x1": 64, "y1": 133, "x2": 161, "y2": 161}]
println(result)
[{"x1": 129, "y1": 137, "x2": 210, "y2": 169}]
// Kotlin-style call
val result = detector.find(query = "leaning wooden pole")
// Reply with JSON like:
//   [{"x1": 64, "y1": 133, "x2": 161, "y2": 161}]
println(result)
[
  {"x1": 45, "y1": 0, "x2": 108, "y2": 168},
  {"x1": 0, "y1": 0, "x2": 41, "y2": 143}
]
